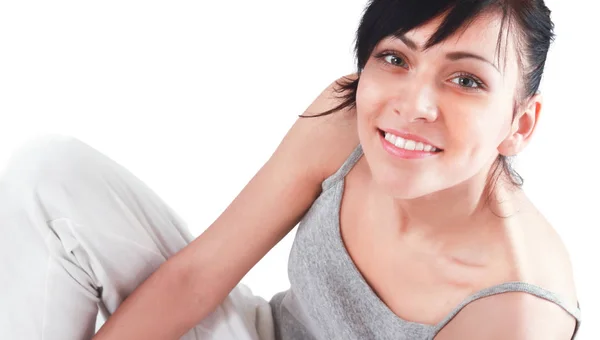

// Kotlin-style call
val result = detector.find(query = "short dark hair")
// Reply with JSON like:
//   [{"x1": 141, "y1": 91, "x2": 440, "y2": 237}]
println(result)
[{"x1": 303, "y1": 0, "x2": 555, "y2": 192}]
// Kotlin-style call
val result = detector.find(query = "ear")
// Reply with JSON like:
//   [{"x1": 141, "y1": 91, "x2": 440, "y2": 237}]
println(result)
[{"x1": 498, "y1": 94, "x2": 542, "y2": 156}]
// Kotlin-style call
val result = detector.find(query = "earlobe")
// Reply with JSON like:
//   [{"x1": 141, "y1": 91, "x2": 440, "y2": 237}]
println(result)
[
  {"x1": 498, "y1": 134, "x2": 520, "y2": 157},
  {"x1": 497, "y1": 114, "x2": 524, "y2": 157}
]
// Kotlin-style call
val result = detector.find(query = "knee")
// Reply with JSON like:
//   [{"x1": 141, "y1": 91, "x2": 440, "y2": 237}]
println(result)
[{"x1": 1, "y1": 134, "x2": 103, "y2": 189}]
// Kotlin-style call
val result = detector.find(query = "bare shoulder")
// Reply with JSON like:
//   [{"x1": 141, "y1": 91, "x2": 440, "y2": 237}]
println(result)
[
  {"x1": 278, "y1": 73, "x2": 360, "y2": 183},
  {"x1": 435, "y1": 196, "x2": 581, "y2": 339},
  {"x1": 516, "y1": 199, "x2": 579, "y2": 309},
  {"x1": 493, "y1": 191, "x2": 579, "y2": 306}
]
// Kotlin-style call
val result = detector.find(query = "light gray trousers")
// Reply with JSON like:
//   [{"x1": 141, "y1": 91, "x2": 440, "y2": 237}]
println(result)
[{"x1": 0, "y1": 135, "x2": 274, "y2": 340}]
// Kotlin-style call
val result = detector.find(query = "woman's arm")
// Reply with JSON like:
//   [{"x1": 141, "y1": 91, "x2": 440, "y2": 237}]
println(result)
[
  {"x1": 434, "y1": 293, "x2": 578, "y2": 340},
  {"x1": 93, "y1": 75, "x2": 359, "y2": 340}
]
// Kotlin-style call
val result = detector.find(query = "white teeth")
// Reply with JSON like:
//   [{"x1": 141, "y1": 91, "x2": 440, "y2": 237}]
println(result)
[
  {"x1": 394, "y1": 137, "x2": 405, "y2": 148},
  {"x1": 383, "y1": 132, "x2": 438, "y2": 152}
]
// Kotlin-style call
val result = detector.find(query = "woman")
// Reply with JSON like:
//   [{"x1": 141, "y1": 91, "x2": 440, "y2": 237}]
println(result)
[{"x1": 1, "y1": 0, "x2": 581, "y2": 339}]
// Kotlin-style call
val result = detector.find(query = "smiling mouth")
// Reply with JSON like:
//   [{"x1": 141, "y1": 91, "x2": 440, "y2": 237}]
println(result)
[{"x1": 378, "y1": 129, "x2": 443, "y2": 153}]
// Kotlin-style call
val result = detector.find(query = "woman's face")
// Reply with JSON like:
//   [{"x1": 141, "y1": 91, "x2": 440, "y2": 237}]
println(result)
[{"x1": 356, "y1": 12, "x2": 530, "y2": 199}]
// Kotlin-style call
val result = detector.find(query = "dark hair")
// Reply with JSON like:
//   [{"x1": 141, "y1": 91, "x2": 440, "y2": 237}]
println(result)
[{"x1": 302, "y1": 0, "x2": 555, "y2": 193}]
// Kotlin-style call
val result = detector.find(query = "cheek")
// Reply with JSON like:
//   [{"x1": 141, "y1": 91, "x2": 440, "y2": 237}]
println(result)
[
  {"x1": 357, "y1": 83, "x2": 394, "y2": 139},
  {"x1": 442, "y1": 100, "x2": 511, "y2": 159},
  {"x1": 355, "y1": 63, "x2": 399, "y2": 118},
  {"x1": 355, "y1": 74, "x2": 381, "y2": 131},
  {"x1": 356, "y1": 72, "x2": 381, "y2": 115}
]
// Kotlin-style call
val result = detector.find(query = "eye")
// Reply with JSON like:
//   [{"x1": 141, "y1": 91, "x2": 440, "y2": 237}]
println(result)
[
  {"x1": 375, "y1": 51, "x2": 409, "y2": 69},
  {"x1": 450, "y1": 73, "x2": 485, "y2": 90},
  {"x1": 384, "y1": 54, "x2": 407, "y2": 67}
]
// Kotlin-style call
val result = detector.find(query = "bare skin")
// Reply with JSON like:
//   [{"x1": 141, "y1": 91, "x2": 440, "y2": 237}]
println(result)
[{"x1": 93, "y1": 10, "x2": 579, "y2": 340}]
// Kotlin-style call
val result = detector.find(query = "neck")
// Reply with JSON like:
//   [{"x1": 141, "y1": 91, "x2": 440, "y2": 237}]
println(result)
[{"x1": 383, "y1": 170, "x2": 518, "y2": 241}]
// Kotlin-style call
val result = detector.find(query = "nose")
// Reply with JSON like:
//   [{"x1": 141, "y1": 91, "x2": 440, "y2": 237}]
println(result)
[{"x1": 391, "y1": 80, "x2": 438, "y2": 122}]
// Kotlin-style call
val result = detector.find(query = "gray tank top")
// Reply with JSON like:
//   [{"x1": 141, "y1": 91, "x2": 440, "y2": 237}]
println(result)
[{"x1": 269, "y1": 144, "x2": 581, "y2": 340}]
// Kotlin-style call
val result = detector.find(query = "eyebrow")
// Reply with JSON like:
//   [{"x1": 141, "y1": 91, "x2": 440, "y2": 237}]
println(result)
[
  {"x1": 446, "y1": 52, "x2": 499, "y2": 72},
  {"x1": 393, "y1": 33, "x2": 420, "y2": 51},
  {"x1": 389, "y1": 34, "x2": 500, "y2": 72}
]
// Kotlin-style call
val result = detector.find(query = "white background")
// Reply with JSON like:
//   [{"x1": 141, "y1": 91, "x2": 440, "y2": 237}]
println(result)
[{"x1": 1, "y1": 0, "x2": 598, "y2": 338}]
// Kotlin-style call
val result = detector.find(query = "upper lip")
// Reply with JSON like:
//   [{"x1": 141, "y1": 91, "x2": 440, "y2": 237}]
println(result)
[{"x1": 380, "y1": 128, "x2": 443, "y2": 150}]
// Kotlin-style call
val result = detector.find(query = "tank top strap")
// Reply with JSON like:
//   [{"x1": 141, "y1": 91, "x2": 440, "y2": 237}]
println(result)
[
  {"x1": 321, "y1": 144, "x2": 363, "y2": 191},
  {"x1": 432, "y1": 281, "x2": 582, "y2": 338}
]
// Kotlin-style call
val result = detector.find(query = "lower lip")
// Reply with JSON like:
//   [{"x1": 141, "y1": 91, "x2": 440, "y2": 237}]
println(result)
[{"x1": 379, "y1": 132, "x2": 441, "y2": 159}]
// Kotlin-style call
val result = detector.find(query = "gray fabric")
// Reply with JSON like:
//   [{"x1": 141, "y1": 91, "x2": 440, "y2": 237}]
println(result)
[{"x1": 269, "y1": 144, "x2": 581, "y2": 340}]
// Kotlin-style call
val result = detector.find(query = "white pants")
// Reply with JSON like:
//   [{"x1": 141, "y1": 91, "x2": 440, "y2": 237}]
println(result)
[{"x1": 0, "y1": 135, "x2": 275, "y2": 340}]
